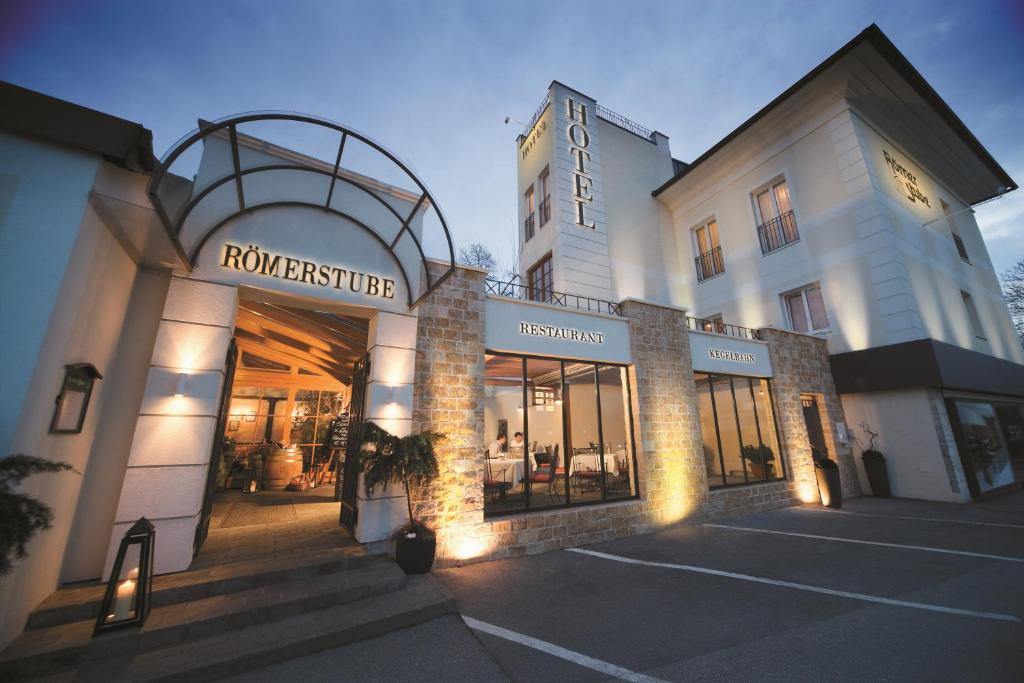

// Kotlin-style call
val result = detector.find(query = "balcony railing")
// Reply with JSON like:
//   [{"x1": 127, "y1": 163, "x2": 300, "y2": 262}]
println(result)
[
  {"x1": 525, "y1": 213, "x2": 535, "y2": 241},
  {"x1": 539, "y1": 194, "x2": 551, "y2": 227},
  {"x1": 596, "y1": 104, "x2": 655, "y2": 141},
  {"x1": 695, "y1": 246, "x2": 725, "y2": 282},
  {"x1": 952, "y1": 233, "x2": 970, "y2": 263},
  {"x1": 686, "y1": 316, "x2": 762, "y2": 341},
  {"x1": 486, "y1": 278, "x2": 622, "y2": 317},
  {"x1": 757, "y1": 210, "x2": 799, "y2": 254}
]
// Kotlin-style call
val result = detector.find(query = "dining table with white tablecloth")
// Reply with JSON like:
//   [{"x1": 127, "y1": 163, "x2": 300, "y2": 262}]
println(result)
[
  {"x1": 569, "y1": 452, "x2": 620, "y2": 476},
  {"x1": 486, "y1": 452, "x2": 541, "y2": 492}
]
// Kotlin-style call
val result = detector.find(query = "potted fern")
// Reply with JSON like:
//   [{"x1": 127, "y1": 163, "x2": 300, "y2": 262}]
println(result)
[
  {"x1": 359, "y1": 422, "x2": 444, "y2": 574},
  {"x1": 741, "y1": 444, "x2": 776, "y2": 479}
]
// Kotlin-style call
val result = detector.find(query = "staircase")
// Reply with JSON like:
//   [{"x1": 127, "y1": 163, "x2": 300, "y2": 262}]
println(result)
[{"x1": 0, "y1": 545, "x2": 454, "y2": 682}]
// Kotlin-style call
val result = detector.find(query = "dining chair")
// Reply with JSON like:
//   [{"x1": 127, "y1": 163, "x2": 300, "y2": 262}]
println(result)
[{"x1": 483, "y1": 458, "x2": 511, "y2": 503}]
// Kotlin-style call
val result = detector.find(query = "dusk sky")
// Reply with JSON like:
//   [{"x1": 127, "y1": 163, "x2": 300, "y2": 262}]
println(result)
[{"x1": 2, "y1": 0, "x2": 1022, "y2": 277}]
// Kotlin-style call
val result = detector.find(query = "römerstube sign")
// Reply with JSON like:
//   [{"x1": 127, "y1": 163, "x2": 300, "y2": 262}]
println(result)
[{"x1": 221, "y1": 243, "x2": 396, "y2": 299}]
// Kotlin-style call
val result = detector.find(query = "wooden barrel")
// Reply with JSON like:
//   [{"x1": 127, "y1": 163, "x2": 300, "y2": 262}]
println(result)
[{"x1": 264, "y1": 445, "x2": 303, "y2": 490}]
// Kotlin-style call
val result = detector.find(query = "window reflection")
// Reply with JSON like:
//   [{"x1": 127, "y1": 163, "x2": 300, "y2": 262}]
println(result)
[
  {"x1": 695, "y1": 373, "x2": 784, "y2": 489},
  {"x1": 483, "y1": 353, "x2": 639, "y2": 516}
]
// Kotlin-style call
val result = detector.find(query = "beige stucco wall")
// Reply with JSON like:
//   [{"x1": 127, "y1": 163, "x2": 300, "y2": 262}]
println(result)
[
  {"x1": 840, "y1": 388, "x2": 969, "y2": 503},
  {"x1": 0, "y1": 196, "x2": 141, "y2": 647}
]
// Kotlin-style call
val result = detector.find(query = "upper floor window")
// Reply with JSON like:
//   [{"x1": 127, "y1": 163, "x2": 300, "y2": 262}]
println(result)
[
  {"x1": 699, "y1": 314, "x2": 726, "y2": 334},
  {"x1": 527, "y1": 253, "x2": 553, "y2": 303},
  {"x1": 961, "y1": 290, "x2": 986, "y2": 340},
  {"x1": 525, "y1": 185, "x2": 536, "y2": 241},
  {"x1": 941, "y1": 199, "x2": 970, "y2": 263},
  {"x1": 754, "y1": 179, "x2": 799, "y2": 254},
  {"x1": 539, "y1": 166, "x2": 551, "y2": 227},
  {"x1": 783, "y1": 284, "x2": 829, "y2": 333},
  {"x1": 693, "y1": 219, "x2": 724, "y2": 282}
]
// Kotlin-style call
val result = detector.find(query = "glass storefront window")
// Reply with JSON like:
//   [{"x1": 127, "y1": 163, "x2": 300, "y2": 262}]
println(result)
[
  {"x1": 484, "y1": 355, "x2": 526, "y2": 513},
  {"x1": 483, "y1": 353, "x2": 639, "y2": 517},
  {"x1": 696, "y1": 373, "x2": 785, "y2": 489},
  {"x1": 951, "y1": 399, "x2": 1022, "y2": 495},
  {"x1": 598, "y1": 365, "x2": 636, "y2": 500}
]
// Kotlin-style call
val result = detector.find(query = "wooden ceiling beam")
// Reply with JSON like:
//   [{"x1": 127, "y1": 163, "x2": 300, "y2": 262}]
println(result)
[
  {"x1": 234, "y1": 311, "x2": 362, "y2": 364},
  {"x1": 234, "y1": 333, "x2": 353, "y2": 383}
]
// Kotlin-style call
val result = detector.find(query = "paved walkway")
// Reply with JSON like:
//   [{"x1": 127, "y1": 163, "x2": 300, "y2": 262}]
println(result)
[{"x1": 192, "y1": 488, "x2": 356, "y2": 570}]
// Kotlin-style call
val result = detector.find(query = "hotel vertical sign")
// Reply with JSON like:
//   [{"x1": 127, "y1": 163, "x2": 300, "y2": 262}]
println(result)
[{"x1": 566, "y1": 97, "x2": 595, "y2": 229}]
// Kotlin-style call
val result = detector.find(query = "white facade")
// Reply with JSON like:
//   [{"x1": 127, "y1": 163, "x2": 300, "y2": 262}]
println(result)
[{"x1": 516, "y1": 28, "x2": 1023, "y2": 504}]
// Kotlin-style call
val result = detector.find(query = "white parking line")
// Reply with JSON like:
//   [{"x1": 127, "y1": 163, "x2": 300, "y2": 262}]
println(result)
[
  {"x1": 463, "y1": 615, "x2": 671, "y2": 683},
  {"x1": 567, "y1": 548, "x2": 1020, "y2": 623},
  {"x1": 704, "y1": 523, "x2": 1024, "y2": 563},
  {"x1": 786, "y1": 505, "x2": 1024, "y2": 530}
]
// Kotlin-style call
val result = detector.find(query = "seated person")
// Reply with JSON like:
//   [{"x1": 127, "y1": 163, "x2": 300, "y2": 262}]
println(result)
[
  {"x1": 510, "y1": 432, "x2": 525, "y2": 449},
  {"x1": 487, "y1": 433, "x2": 507, "y2": 458}
]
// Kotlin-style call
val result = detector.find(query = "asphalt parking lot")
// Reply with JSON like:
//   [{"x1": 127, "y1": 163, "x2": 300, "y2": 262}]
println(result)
[{"x1": 437, "y1": 491, "x2": 1024, "y2": 682}]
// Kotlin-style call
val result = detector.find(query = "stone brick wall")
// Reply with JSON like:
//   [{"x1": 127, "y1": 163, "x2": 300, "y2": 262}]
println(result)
[
  {"x1": 620, "y1": 300, "x2": 708, "y2": 524},
  {"x1": 410, "y1": 285, "x2": 854, "y2": 568},
  {"x1": 760, "y1": 328, "x2": 860, "y2": 499},
  {"x1": 409, "y1": 264, "x2": 488, "y2": 558}
]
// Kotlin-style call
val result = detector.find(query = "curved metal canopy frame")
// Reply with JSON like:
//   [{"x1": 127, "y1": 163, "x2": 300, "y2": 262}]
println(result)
[{"x1": 146, "y1": 111, "x2": 456, "y2": 308}]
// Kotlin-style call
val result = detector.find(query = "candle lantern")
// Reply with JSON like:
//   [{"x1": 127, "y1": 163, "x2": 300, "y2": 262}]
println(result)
[{"x1": 94, "y1": 517, "x2": 155, "y2": 635}]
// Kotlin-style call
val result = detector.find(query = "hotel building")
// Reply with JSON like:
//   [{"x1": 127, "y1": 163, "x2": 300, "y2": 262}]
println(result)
[{"x1": 0, "y1": 24, "x2": 1021, "y2": 656}]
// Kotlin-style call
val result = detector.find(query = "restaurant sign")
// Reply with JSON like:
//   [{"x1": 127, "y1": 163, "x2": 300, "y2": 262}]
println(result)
[
  {"x1": 519, "y1": 322, "x2": 605, "y2": 344},
  {"x1": 883, "y1": 149, "x2": 930, "y2": 208},
  {"x1": 220, "y1": 243, "x2": 395, "y2": 300}
]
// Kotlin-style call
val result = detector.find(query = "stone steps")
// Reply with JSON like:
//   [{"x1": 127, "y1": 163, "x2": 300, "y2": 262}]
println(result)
[
  {"x1": 0, "y1": 555, "x2": 422, "y2": 681},
  {"x1": 119, "y1": 576, "x2": 453, "y2": 683},
  {"x1": 26, "y1": 545, "x2": 380, "y2": 631}
]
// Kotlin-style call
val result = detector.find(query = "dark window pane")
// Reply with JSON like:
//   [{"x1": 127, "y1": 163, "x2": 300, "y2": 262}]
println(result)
[
  {"x1": 756, "y1": 379, "x2": 783, "y2": 479},
  {"x1": 526, "y1": 357, "x2": 566, "y2": 509},
  {"x1": 599, "y1": 365, "x2": 635, "y2": 499},
  {"x1": 566, "y1": 364, "x2": 602, "y2": 504},
  {"x1": 805, "y1": 286, "x2": 828, "y2": 330},
  {"x1": 714, "y1": 377, "x2": 745, "y2": 485},
  {"x1": 735, "y1": 377, "x2": 770, "y2": 481},
  {"x1": 484, "y1": 354, "x2": 526, "y2": 514},
  {"x1": 786, "y1": 293, "x2": 808, "y2": 332},
  {"x1": 696, "y1": 373, "x2": 723, "y2": 486}
]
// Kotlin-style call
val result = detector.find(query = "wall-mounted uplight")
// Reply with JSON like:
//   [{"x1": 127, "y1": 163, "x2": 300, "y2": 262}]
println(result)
[
  {"x1": 387, "y1": 386, "x2": 399, "y2": 405},
  {"x1": 173, "y1": 373, "x2": 189, "y2": 397}
]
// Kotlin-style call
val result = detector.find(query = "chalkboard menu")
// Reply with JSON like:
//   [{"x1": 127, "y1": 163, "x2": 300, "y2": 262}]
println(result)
[{"x1": 328, "y1": 413, "x2": 350, "y2": 449}]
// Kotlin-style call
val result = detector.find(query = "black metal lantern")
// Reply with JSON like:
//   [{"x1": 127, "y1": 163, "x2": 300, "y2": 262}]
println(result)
[
  {"x1": 50, "y1": 363, "x2": 102, "y2": 434},
  {"x1": 94, "y1": 517, "x2": 155, "y2": 635}
]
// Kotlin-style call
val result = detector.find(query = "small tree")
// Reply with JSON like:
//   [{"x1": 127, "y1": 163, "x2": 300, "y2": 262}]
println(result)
[
  {"x1": 0, "y1": 455, "x2": 75, "y2": 575},
  {"x1": 1001, "y1": 259, "x2": 1024, "y2": 347},
  {"x1": 458, "y1": 243, "x2": 496, "y2": 275},
  {"x1": 359, "y1": 422, "x2": 444, "y2": 538}
]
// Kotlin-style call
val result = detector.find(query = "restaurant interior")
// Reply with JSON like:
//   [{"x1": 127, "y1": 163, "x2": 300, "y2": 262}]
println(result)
[{"x1": 483, "y1": 353, "x2": 638, "y2": 515}]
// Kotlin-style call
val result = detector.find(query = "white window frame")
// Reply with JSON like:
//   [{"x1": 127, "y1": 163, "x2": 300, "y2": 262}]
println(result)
[
  {"x1": 751, "y1": 176, "x2": 792, "y2": 225},
  {"x1": 781, "y1": 283, "x2": 830, "y2": 334}
]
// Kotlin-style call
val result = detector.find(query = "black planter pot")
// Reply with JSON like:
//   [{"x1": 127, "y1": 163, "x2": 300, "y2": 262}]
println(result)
[
  {"x1": 815, "y1": 464, "x2": 843, "y2": 509},
  {"x1": 862, "y1": 456, "x2": 892, "y2": 498},
  {"x1": 395, "y1": 535, "x2": 436, "y2": 574}
]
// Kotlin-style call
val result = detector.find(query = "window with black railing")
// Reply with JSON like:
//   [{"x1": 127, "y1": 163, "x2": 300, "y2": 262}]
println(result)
[
  {"x1": 525, "y1": 213, "x2": 535, "y2": 241},
  {"x1": 695, "y1": 246, "x2": 725, "y2": 282},
  {"x1": 539, "y1": 195, "x2": 551, "y2": 227},
  {"x1": 757, "y1": 210, "x2": 799, "y2": 254},
  {"x1": 685, "y1": 316, "x2": 761, "y2": 340}
]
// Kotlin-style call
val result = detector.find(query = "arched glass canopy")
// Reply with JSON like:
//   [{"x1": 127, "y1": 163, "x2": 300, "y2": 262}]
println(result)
[{"x1": 147, "y1": 112, "x2": 455, "y2": 308}]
